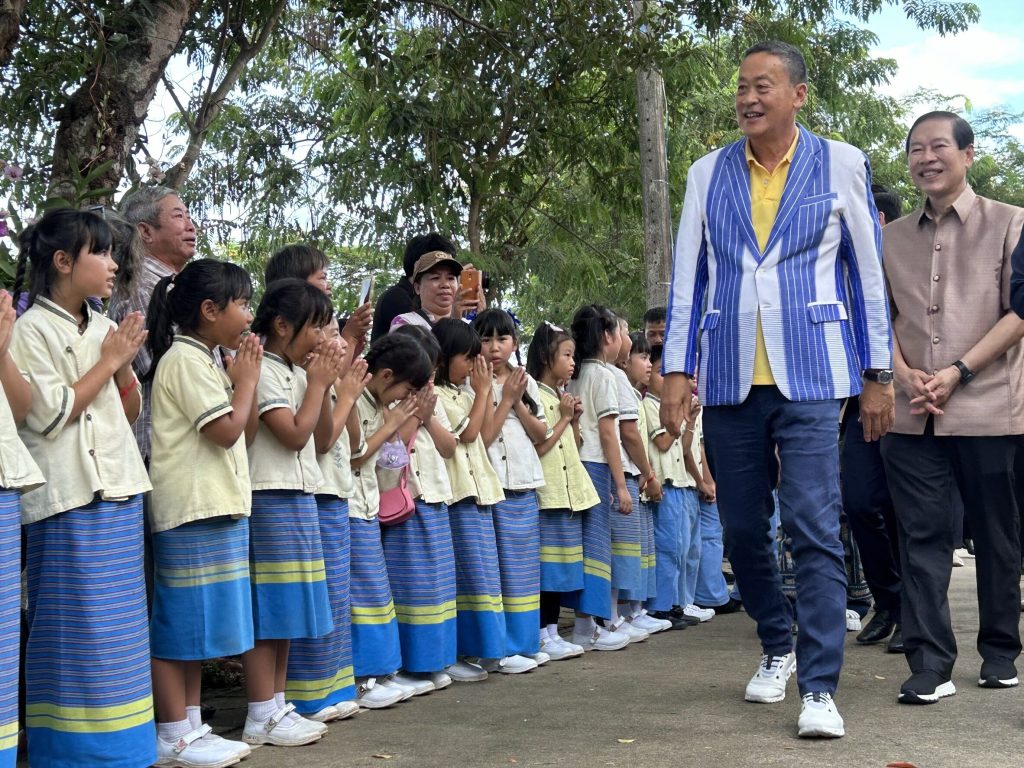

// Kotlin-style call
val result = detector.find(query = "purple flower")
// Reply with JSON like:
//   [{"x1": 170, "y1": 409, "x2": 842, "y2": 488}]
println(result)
[
  {"x1": 0, "y1": 219, "x2": 8, "y2": 238},
  {"x1": 3, "y1": 164, "x2": 23, "y2": 180}
]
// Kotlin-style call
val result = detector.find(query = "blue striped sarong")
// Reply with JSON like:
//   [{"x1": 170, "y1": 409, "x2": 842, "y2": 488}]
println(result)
[
  {"x1": 349, "y1": 516, "x2": 402, "y2": 677},
  {"x1": 447, "y1": 500, "x2": 506, "y2": 659},
  {"x1": 620, "y1": 500, "x2": 657, "y2": 602},
  {"x1": 492, "y1": 490, "x2": 541, "y2": 656},
  {"x1": 151, "y1": 517, "x2": 253, "y2": 659},
  {"x1": 249, "y1": 490, "x2": 332, "y2": 640},
  {"x1": 24, "y1": 496, "x2": 156, "y2": 768},
  {"x1": 381, "y1": 500, "x2": 457, "y2": 673},
  {"x1": 645, "y1": 501, "x2": 658, "y2": 598},
  {"x1": 286, "y1": 497, "x2": 356, "y2": 713},
  {"x1": 0, "y1": 490, "x2": 20, "y2": 768},
  {"x1": 539, "y1": 508, "x2": 584, "y2": 593},
  {"x1": 562, "y1": 463, "x2": 612, "y2": 620},
  {"x1": 610, "y1": 476, "x2": 642, "y2": 592}
]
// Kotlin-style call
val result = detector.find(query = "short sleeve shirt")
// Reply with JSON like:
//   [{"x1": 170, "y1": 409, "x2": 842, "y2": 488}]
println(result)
[
  {"x1": 407, "y1": 398, "x2": 454, "y2": 504},
  {"x1": 247, "y1": 353, "x2": 323, "y2": 493},
  {"x1": 609, "y1": 364, "x2": 640, "y2": 475},
  {"x1": 316, "y1": 386, "x2": 362, "y2": 500},
  {"x1": 349, "y1": 391, "x2": 386, "y2": 520},
  {"x1": 11, "y1": 297, "x2": 151, "y2": 523},
  {"x1": 437, "y1": 384, "x2": 504, "y2": 506},
  {"x1": 0, "y1": 375, "x2": 44, "y2": 493},
  {"x1": 149, "y1": 336, "x2": 251, "y2": 532},
  {"x1": 566, "y1": 360, "x2": 619, "y2": 465},
  {"x1": 642, "y1": 394, "x2": 691, "y2": 487},
  {"x1": 535, "y1": 383, "x2": 599, "y2": 512},
  {"x1": 484, "y1": 375, "x2": 546, "y2": 490}
]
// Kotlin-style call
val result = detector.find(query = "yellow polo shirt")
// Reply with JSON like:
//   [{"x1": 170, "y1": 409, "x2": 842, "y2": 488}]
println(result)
[{"x1": 746, "y1": 132, "x2": 799, "y2": 386}]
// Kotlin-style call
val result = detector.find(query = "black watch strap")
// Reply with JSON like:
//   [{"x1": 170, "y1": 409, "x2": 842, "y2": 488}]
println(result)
[
  {"x1": 953, "y1": 360, "x2": 975, "y2": 385},
  {"x1": 863, "y1": 368, "x2": 894, "y2": 384}
]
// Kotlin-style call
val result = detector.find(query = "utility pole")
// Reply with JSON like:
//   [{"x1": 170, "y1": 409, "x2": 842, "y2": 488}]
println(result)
[{"x1": 632, "y1": 0, "x2": 672, "y2": 309}]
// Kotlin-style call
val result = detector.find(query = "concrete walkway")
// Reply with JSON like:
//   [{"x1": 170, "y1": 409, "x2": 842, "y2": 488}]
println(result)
[{"x1": 209, "y1": 558, "x2": 1020, "y2": 767}]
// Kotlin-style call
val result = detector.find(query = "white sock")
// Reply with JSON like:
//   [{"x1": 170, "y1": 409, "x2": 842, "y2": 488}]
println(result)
[
  {"x1": 630, "y1": 600, "x2": 642, "y2": 617},
  {"x1": 157, "y1": 718, "x2": 193, "y2": 742},
  {"x1": 185, "y1": 706, "x2": 202, "y2": 730},
  {"x1": 539, "y1": 626, "x2": 550, "y2": 642},
  {"x1": 274, "y1": 691, "x2": 299, "y2": 723},
  {"x1": 574, "y1": 617, "x2": 595, "y2": 635},
  {"x1": 248, "y1": 698, "x2": 277, "y2": 723},
  {"x1": 546, "y1": 623, "x2": 560, "y2": 640}
]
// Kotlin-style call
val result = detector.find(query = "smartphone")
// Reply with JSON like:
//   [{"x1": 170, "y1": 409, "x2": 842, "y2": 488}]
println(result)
[
  {"x1": 459, "y1": 268, "x2": 480, "y2": 295},
  {"x1": 358, "y1": 276, "x2": 374, "y2": 306}
]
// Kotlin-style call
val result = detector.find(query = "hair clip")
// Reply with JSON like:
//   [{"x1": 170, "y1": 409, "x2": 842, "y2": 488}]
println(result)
[
  {"x1": 506, "y1": 309, "x2": 523, "y2": 328},
  {"x1": 542, "y1": 320, "x2": 563, "y2": 332}
]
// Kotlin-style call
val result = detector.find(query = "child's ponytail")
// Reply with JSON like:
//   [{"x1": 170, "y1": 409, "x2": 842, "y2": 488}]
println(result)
[
  {"x1": 569, "y1": 304, "x2": 616, "y2": 379},
  {"x1": 526, "y1": 321, "x2": 571, "y2": 381}
]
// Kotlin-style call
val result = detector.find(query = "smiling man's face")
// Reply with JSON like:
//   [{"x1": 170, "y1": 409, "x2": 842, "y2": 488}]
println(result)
[
  {"x1": 735, "y1": 52, "x2": 806, "y2": 147},
  {"x1": 906, "y1": 117, "x2": 973, "y2": 208}
]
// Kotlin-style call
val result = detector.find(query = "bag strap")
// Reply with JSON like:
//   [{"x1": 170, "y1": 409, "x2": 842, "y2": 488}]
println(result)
[{"x1": 394, "y1": 427, "x2": 419, "y2": 489}]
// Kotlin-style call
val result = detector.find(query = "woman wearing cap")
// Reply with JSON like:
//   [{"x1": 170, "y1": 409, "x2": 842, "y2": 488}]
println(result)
[{"x1": 390, "y1": 252, "x2": 484, "y2": 331}]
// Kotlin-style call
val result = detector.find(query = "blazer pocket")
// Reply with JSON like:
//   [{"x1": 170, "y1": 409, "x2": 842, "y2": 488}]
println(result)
[
  {"x1": 806, "y1": 301, "x2": 848, "y2": 323},
  {"x1": 798, "y1": 192, "x2": 839, "y2": 207},
  {"x1": 700, "y1": 310, "x2": 720, "y2": 330}
]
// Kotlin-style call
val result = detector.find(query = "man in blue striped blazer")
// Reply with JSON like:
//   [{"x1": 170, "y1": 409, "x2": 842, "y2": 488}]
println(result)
[{"x1": 660, "y1": 41, "x2": 894, "y2": 738}]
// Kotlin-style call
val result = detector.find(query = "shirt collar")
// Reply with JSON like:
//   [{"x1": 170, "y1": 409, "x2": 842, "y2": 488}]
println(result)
[
  {"x1": 538, "y1": 382, "x2": 559, "y2": 398},
  {"x1": 264, "y1": 351, "x2": 292, "y2": 370},
  {"x1": 918, "y1": 184, "x2": 977, "y2": 226},
  {"x1": 34, "y1": 296, "x2": 92, "y2": 328},
  {"x1": 645, "y1": 392, "x2": 661, "y2": 405},
  {"x1": 745, "y1": 130, "x2": 800, "y2": 172},
  {"x1": 143, "y1": 255, "x2": 176, "y2": 279},
  {"x1": 174, "y1": 334, "x2": 216, "y2": 361}
]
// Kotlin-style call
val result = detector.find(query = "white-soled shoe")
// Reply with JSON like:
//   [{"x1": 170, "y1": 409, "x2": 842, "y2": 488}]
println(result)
[
  {"x1": 480, "y1": 655, "x2": 539, "y2": 674},
  {"x1": 529, "y1": 650, "x2": 551, "y2": 666},
  {"x1": 539, "y1": 635, "x2": 584, "y2": 660},
  {"x1": 745, "y1": 652, "x2": 797, "y2": 703},
  {"x1": 611, "y1": 618, "x2": 649, "y2": 644},
  {"x1": 307, "y1": 705, "x2": 341, "y2": 723},
  {"x1": 355, "y1": 678, "x2": 404, "y2": 709},
  {"x1": 241, "y1": 704, "x2": 324, "y2": 747},
  {"x1": 391, "y1": 672, "x2": 437, "y2": 696},
  {"x1": 156, "y1": 724, "x2": 243, "y2": 768},
  {"x1": 422, "y1": 671, "x2": 453, "y2": 690},
  {"x1": 571, "y1": 626, "x2": 630, "y2": 652},
  {"x1": 332, "y1": 701, "x2": 361, "y2": 719},
  {"x1": 379, "y1": 675, "x2": 416, "y2": 700},
  {"x1": 683, "y1": 604, "x2": 715, "y2": 622},
  {"x1": 192, "y1": 726, "x2": 250, "y2": 762},
  {"x1": 845, "y1": 609, "x2": 862, "y2": 632},
  {"x1": 445, "y1": 660, "x2": 488, "y2": 682},
  {"x1": 630, "y1": 611, "x2": 671, "y2": 634},
  {"x1": 797, "y1": 692, "x2": 845, "y2": 738}
]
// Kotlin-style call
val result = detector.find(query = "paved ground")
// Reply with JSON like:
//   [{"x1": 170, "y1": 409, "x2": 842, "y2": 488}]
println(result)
[{"x1": 208, "y1": 557, "x2": 1020, "y2": 767}]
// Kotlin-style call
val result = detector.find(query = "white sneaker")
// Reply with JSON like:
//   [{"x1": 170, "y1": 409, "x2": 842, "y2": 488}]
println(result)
[
  {"x1": 745, "y1": 652, "x2": 797, "y2": 703},
  {"x1": 307, "y1": 705, "x2": 341, "y2": 723},
  {"x1": 571, "y1": 626, "x2": 630, "y2": 652},
  {"x1": 391, "y1": 672, "x2": 437, "y2": 696},
  {"x1": 952, "y1": 552, "x2": 965, "y2": 567},
  {"x1": 355, "y1": 678, "x2": 404, "y2": 709},
  {"x1": 445, "y1": 660, "x2": 488, "y2": 682},
  {"x1": 630, "y1": 611, "x2": 671, "y2": 634},
  {"x1": 528, "y1": 650, "x2": 551, "y2": 666},
  {"x1": 845, "y1": 609, "x2": 862, "y2": 632},
  {"x1": 379, "y1": 675, "x2": 416, "y2": 700},
  {"x1": 683, "y1": 604, "x2": 715, "y2": 622},
  {"x1": 332, "y1": 701, "x2": 360, "y2": 720},
  {"x1": 539, "y1": 635, "x2": 584, "y2": 660},
  {"x1": 797, "y1": 692, "x2": 845, "y2": 738},
  {"x1": 422, "y1": 671, "x2": 453, "y2": 690},
  {"x1": 241, "y1": 704, "x2": 323, "y2": 747},
  {"x1": 612, "y1": 618, "x2": 649, "y2": 643},
  {"x1": 157, "y1": 724, "x2": 243, "y2": 768},
  {"x1": 480, "y1": 655, "x2": 539, "y2": 674}
]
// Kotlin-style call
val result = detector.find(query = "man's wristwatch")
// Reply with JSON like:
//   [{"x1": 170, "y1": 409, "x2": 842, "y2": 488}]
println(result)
[
  {"x1": 952, "y1": 359, "x2": 975, "y2": 385},
  {"x1": 863, "y1": 368, "x2": 894, "y2": 385}
]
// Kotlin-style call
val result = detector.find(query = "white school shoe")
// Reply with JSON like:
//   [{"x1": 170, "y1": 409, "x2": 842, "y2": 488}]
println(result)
[
  {"x1": 307, "y1": 704, "x2": 342, "y2": 723},
  {"x1": 629, "y1": 610, "x2": 671, "y2": 634},
  {"x1": 445, "y1": 660, "x2": 489, "y2": 682},
  {"x1": 480, "y1": 655, "x2": 539, "y2": 674},
  {"x1": 332, "y1": 701, "x2": 361, "y2": 720},
  {"x1": 379, "y1": 675, "x2": 417, "y2": 700},
  {"x1": 409, "y1": 671, "x2": 453, "y2": 691},
  {"x1": 190, "y1": 726, "x2": 251, "y2": 762},
  {"x1": 797, "y1": 692, "x2": 845, "y2": 738},
  {"x1": 571, "y1": 625, "x2": 630, "y2": 652},
  {"x1": 683, "y1": 604, "x2": 715, "y2": 622},
  {"x1": 391, "y1": 672, "x2": 437, "y2": 696},
  {"x1": 528, "y1": 650, "x2": 551, "y2": 666},
  {"x1": 539, "y1": 634, "x2": 584, "y2": 660},
  {"x1": 156, "y1": 724, "x2": 243, "y2": 768},
  {"x1": 745, "y1": 652, "x2": 797, "y2": 704},
  {"x1": 355, "y1": 678, "x2": 405, "y2": 709},
  {"x1": 611, "y1": 618, "x2": 649, "y2": 644},
  {"x1": 241, "y1": 704, "x2": 324, "y2": 748}
]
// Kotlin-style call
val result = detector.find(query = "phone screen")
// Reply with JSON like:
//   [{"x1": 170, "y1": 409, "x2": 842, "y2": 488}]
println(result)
[{"x1": 359, "y1": 276, "x2": 374, "y2": 306}]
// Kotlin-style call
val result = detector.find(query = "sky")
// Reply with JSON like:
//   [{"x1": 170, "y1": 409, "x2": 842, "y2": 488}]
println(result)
[{"x1": 867, "y1": 0, "x2": 1024, "y2": 141}]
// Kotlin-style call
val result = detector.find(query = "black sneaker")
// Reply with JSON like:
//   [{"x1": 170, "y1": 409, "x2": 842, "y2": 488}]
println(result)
[
  {"x1": 694, "y1": 597, "x2": 743, "y2": 614},
  {"x1": 898, "y1": 671, "x2": 955, "y2": 704},
  {"x1": 856, "y1": 609, "x2": 896, "y2": 645},
  {"x1": 649, "y1": 610, "x2": 688, "y2": 630},
  {"x1": 668, "y1": 606, "x2": 701, "y2": 627},
  {"x1": 886, "y1": 625, "x2": 904, "y2": 654},
  {"x1": 979, "y1": 658, "x2": 1019, "y2": 689}
]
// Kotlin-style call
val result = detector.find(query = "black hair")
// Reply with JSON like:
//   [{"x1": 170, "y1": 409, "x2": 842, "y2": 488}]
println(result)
[
  {"x1": 265, "y1": 243, "x2": 328, "y2": 285},
  {"x1": 569, "y1": 304, "x2": 617, "y2": 380},
  {"x1": 629, "y1": 331, "x2": 650, "y2": 357},
  {"x1": 403, "y1": 232, "x2": 457, "y2": 278},
  {"x1": 742, "y1": 40, "x2": 807, "y2": 86},
  {"x1": 391, "y1": 323, "x2": 441, "y2": 366},
  {"x1": 251, "y1": 278, "x2": 334, "y2": 345},
  {"x1": 871, "y1": 183, "x2": 903, "y2": 224},
  {"x1": 649, "y1": 343, "x2": 664, "y2": 367},
  {"x1": 145, "y1": 259, "x2": 253, "y2": 380},
  {"x1": 905, "y1": 110, "x2": 974, "y2": 154},
  {"x1": 364, "y1": 333, "x2": 432, "y2": 389},
  {"x1": 13, "y1": 208, "x2": 113, "y2": 309},
  {"x1": 432, "y1": 318, "x2": 481, "y2": 386},
  {"x1": 643, "y1": 306, "x2": 667, "y2": 325},
  {"x1": 471, "y1": 308, "x2": 537, "y2": 415},
  {"x1": 525, "y1": 322, "x2": 572, "y2": 381}
]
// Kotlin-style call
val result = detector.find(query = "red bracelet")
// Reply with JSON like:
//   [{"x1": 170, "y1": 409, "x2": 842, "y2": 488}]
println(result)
[{"x1": 118, "y1": 378, "x2": 138, "y2": 399}]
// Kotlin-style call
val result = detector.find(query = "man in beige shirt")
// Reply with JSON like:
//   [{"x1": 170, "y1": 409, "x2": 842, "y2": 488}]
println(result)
[{"x1": 881, "y1": 111, "x2": 1024, "y2": 705}]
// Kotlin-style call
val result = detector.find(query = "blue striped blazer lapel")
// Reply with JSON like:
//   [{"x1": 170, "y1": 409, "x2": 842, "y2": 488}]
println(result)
[
  {"x1": 763, "y1": 126, "x2": 821, "y2": 257},
  {"x1": 720, "y1": 141, "x2": 762, "y2": 261}
]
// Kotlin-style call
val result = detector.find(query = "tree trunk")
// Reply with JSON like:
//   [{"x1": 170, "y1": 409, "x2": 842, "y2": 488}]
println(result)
[
  {"x1": 48, "y1": 0, "x2": 198, "y2": 202},
  {"x1": 0, "y1": 0, "x2": 25, "y2": 67},
  {"x1": 467, "y1": 190, "x2": 483, "y2": 254},
  {"x1": 632, "y1": 1, "x2": 673, "y2": 309}
]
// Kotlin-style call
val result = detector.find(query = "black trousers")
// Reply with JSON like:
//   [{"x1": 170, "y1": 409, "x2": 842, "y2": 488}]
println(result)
[
  {"x1": 841, "y1": 401, "x2": 901, "y2": 617},
  {"x1": 880, "y1": 423, "x2": 1021, "y2": 678}
]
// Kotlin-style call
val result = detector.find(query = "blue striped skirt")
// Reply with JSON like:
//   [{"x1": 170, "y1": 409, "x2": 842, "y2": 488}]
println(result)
[
  {"x1": 381, "y1": 500, "x2": 457, "y2": 673},
  {"x1": 492, "y1": 490, "x2": 541, "y2": 656},
  {"x1": 447, "y1": 500, "x2": 506, "y2": 659},
  {"x1": 645, "y1": 501, "x2": 658, "y2": 598},
  {"x1": 287, "y1": 497, "x2": 356, "y2": 713},
  {"x1": 539, "y1": 508, "x2": 584, "y2": 593},
  {"x1": 24, "y1": 496, "x2": 156, "y2": 768},
  {"x1": 151, "y1": 517, "x2": 253, "y2": 660},
  {"x1": 249, "y1": 490, "x2": 332, "y2": 640},
  {"x1": 620, "y1": 500, "x2": 657, "y2": 602},
  {"x1": 0, "y1": 490, "x2": 20, "y2": 768},
  {"x1": 349, "y1": 516, "x2": 402, "y2": 677},
  {"x1": 610, "y1": 476, "x2": 642, "y2": 592},
  {"x1": 562, "y1": 463, "x2": 613, "y2": 620}
]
